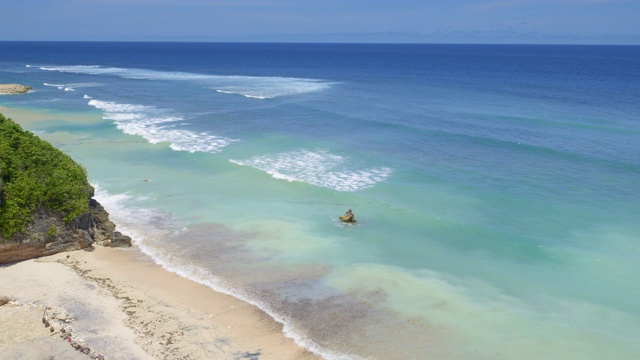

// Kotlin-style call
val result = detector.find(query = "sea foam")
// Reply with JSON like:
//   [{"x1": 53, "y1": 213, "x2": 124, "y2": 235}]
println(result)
[
  {"x1": 43, "y1": 81, "x2": 102, "y2": 92},
  {"x1": 230, "y1": 149, "x2": 392, "y2": 192},
  {"x1": 91, "y1": 184, "x2": 365, "y2": 360},
  {"x1": 88, "y1": 99, "x2": 236, "y2": 153},
  {"x1": 39, "y1": 65, "x2": 333, "y2": 99}
]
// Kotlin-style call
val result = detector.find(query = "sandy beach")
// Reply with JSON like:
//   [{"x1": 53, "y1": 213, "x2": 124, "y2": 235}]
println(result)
[
  {"x1": 0, "y1": 246, "x2": 319, "y2": 360},
  {"x1": 0, "y1": 104, "x2": 318, "y2": 359}
]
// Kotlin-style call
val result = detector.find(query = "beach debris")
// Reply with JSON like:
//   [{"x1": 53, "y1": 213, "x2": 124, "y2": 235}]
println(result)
[
  {"x1": 339, "y1": 209, "x2": 356, "y2": 223},
  {"x1": 39, "y1": 306, "x2": 104, "y2": 358},
  {"x1": 0, "y1": 295, "x2": 10, "y2": 306}
]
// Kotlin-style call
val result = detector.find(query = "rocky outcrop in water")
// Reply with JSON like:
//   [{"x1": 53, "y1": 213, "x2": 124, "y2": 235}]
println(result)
[
  {"x1": 0, "y1": 197, "x2": 131, "y2": 264},
  {"x1": 0, "y1": 84, "x2": 32, "y2": 94},
  {"x1": 339, "y1": 209, "x2": 356, "y2": 223}
]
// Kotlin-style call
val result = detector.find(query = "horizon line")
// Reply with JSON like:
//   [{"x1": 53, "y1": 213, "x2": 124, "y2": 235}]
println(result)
[{"x1": 1, "y1": 40, "x2": 639, "y2": 47}]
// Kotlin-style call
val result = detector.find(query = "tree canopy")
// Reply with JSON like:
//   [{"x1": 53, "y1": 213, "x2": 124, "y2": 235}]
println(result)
[{"x1": 0, "y1": 113, "x2": 92, "y2": 239}]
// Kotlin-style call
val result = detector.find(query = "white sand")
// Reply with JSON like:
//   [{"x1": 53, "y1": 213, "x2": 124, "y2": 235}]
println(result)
[{"x1": 0, "y1": 247, "x2": 318, "y2": 359}]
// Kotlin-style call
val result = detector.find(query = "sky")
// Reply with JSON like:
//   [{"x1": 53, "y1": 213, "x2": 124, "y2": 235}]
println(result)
[{"x1": 1, "y1": 0, "x2": 639, "y2": 44}]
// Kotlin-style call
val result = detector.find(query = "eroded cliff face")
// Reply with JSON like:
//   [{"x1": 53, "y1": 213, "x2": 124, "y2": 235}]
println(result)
[
  {"x1": 0, "y1": 199, "x2": 131, "y2": 264},
  {"x1": 0, "y1": 112, "x2": 130, "y2": 264}
]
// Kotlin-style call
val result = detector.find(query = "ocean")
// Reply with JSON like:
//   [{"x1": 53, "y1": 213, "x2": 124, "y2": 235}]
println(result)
[{"x1": 1, "y1": 42, "x2": 639, "y2": 359}]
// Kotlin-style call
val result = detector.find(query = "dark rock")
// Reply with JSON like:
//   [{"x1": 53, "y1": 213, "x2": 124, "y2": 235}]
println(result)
[
  {"x1": 90, "y1": 200, "x2": 131, "y2": 247},
  {"x1": 110, "y1": 231, "x2": 132, "y2": 248},
  {"x1": 0, "y1": 198, "x2": 133, "y2": 263},
  {"x1": 90, "y1": 199, "x2": 115, "y2": 245},
  {"x1": 0, "y1": 207, "x2": 92, "y2": 264},
  {"x1": 0, "y1": 295, "x2": 10, "y2": 306}
]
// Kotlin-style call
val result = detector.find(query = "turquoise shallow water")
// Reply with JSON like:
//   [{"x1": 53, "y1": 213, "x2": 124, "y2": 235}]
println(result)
[{"x1": 1, "y1": 42, "x2": 640, "y2": 359}]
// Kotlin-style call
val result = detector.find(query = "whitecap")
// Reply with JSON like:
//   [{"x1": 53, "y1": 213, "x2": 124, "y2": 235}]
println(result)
[
  {"x1": 40, "y1": 65, "x2": 102, "y2": 74},
  {"x1": 88, "y1": 99, "x2": 236, "y2": 153},
  {"x1": 68, "y1": 82, "x2": 103, "y2": 88},
  {"x1": 230, "y1": 149, "x2": 392, "y2": 192},
  {"x1": 91, "y1": 183, "x2": 365, "y2": 360},
  {"x1": 216, "y1": 89, "x2": 269, "y2": 99},
  {"x1": 83, "y1": 94, "x2": 93, "y2": 99},
  {"x1": 43, "y1": 82, "x2": 65, "y2": 90},
  {"x1": 43, "y1": 82, "x2": 102, "y2": 93},
  {"x1": 39, "y1": 65, "x2": 334, "y2": 99}
]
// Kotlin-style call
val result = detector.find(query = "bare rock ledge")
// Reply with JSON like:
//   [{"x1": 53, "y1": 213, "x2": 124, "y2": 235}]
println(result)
[
  {"x1": 0, "y1": 84, "x2": 32, "y2": 94},
  {"x1": 0, "y1": 199, "x2": 132, "y2": 264}
]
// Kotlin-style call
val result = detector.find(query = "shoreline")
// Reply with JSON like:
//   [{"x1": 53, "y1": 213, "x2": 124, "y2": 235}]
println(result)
[
  {"x1": 0, "y1": 245, "x2": 319, "y2": 359},
  {"x1": 0, "y1": 104, "x2": 325, "y2": 360}
]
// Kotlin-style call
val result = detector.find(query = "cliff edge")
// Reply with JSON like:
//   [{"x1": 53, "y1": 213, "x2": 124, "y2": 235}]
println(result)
[{"x1": 0, "y1": 112, "x2": 130, "y2": 264}]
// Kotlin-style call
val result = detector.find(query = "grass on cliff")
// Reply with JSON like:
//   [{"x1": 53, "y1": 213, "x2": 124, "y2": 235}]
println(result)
[{"x1": 0, "y1": 113, "x2": 92, "y2": 239}]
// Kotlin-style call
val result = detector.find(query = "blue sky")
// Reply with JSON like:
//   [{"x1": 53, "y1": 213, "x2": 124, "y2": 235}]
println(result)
[{"x1": 2, "y1": 0, "x2": 639, "y2": 44}]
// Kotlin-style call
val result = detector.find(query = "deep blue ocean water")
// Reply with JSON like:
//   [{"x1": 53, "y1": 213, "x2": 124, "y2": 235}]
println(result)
[{"x1": 1, "y1": 42, "x2": 640, "y2": 359}]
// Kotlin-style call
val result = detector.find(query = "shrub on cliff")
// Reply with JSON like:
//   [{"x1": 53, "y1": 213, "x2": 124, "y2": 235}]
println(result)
[{"x1": 0, "y1": 113, "x2": 92, "y2": 239}]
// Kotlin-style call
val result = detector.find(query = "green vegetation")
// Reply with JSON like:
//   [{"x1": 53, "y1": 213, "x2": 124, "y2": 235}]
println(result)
[
  {"x1": 46, "y1": 226, "x2": 57, "y2": 238},
  {"x1": 0, "y1": 113, "x2": 92, "y2": 239}
]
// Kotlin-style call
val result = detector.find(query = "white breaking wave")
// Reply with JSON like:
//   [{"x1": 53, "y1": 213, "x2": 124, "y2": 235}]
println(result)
[
  {"x1": 88, "y1": 99, "x2": 236, "y2": 153},
  {"x1": 83, "y1": 94, "x2": 93, "y2": 99},
  {"x1": 43, "y1": 81, "x2": 102, "y2": 92},
  {"x1": 92, "y1": 183, "x2": 364, "y2": 360},
  {"x1": 216, "y1": 89, "x2": 269, "y2": 99},
  {"x1": 230, "y1": 149, "x2": 392, "y2": 192},
  {"x1": 43, "y1": 82, "x2": 65, "y2": 90},
  {"x1": 39, "y1": 65, "x2": 333, "y2": 99}
]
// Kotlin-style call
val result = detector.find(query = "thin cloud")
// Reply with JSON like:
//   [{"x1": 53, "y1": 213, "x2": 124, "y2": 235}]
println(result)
[{"x1": 463, "y1": 0, "x2": 633, "y2": 11}]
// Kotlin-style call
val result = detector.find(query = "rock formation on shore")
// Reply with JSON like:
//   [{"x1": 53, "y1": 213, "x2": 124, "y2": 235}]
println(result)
[
  {"x1": 0, "y1": 84, "x2": 32, "y2": 94},
  {"x1": 0, "y1": 192, "x2": 132, "y2": 264},
  {"x1": 0, "y1": 112, "x2": 131, "y2": 264}
]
